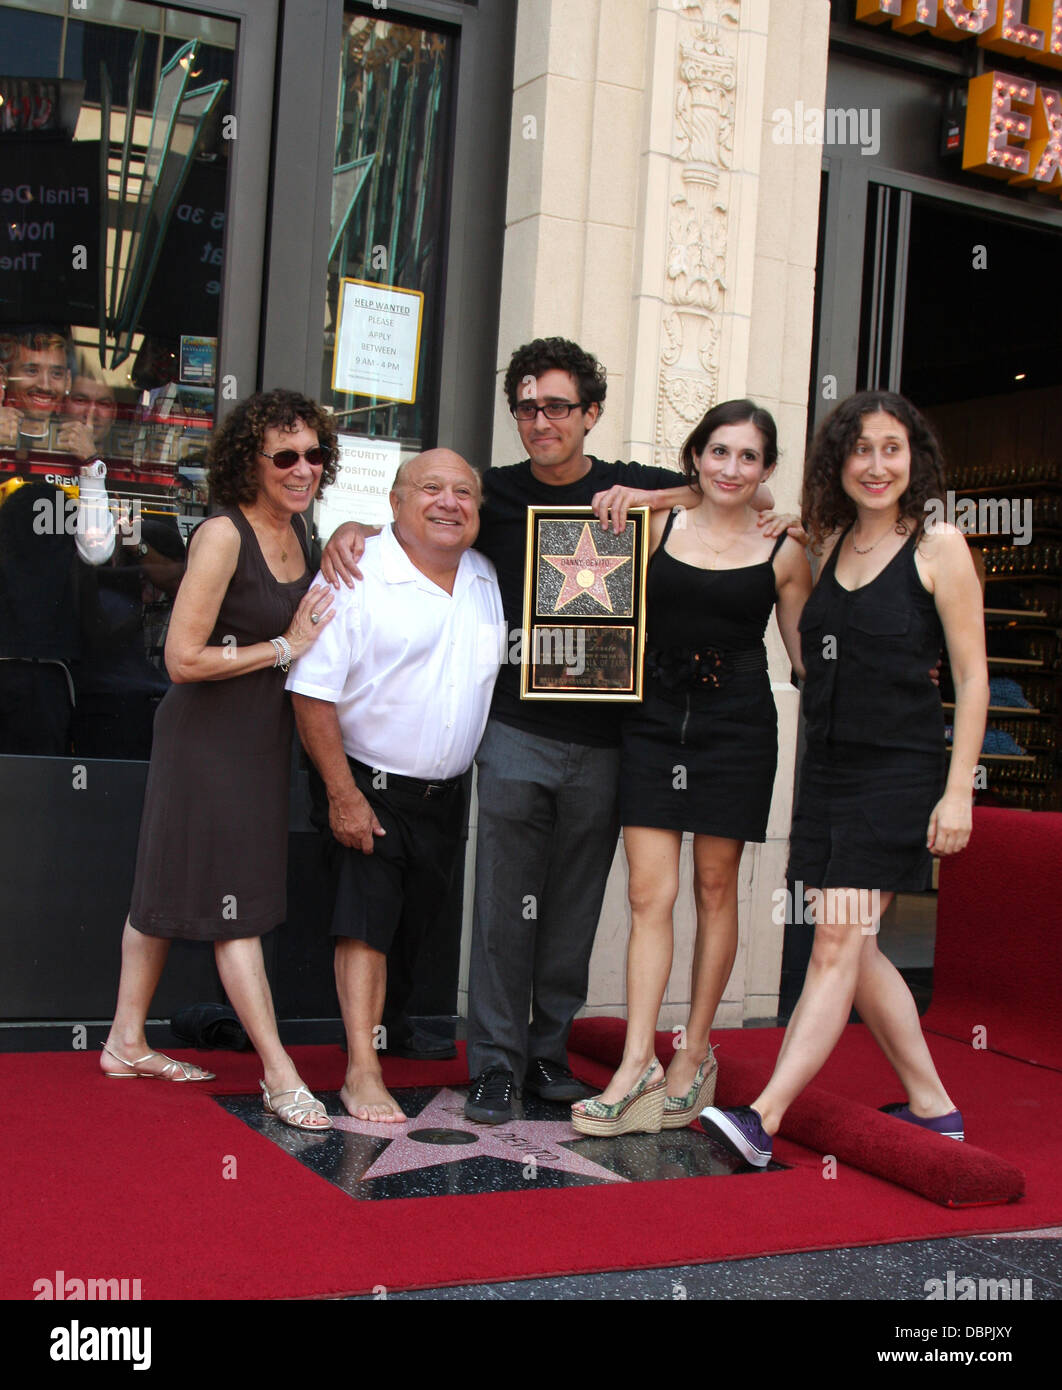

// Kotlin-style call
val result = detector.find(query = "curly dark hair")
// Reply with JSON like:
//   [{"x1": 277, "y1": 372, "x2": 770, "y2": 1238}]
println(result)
[
  {"x1": 502, "y1": 337, "x2": 607, "y2": 412},
  {"x1": 208, "y1": 389, "x2": 339, "y2": 506},
  {"x1": 802, "y1": 391, "x2": 946, "y2": 553},
  {"x1": 680, "y1": 399, "x2": 779, "y2": 491}
]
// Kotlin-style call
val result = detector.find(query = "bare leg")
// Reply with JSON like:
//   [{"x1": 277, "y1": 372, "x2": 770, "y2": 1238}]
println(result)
[
  {"x1": 575, "y1": 827, "x2": 680, "y2": 1108},
  {"x1": 100, "y1": 918, "x2": 210, "y2": 1079},
  {"x1": 335, "y1": 937, "x2": 406, "y2": 1122},
  {"x1": 667, "y1": 835, "x2": 742, "y2": 1097},
  {"x1": 853, "y1": 934, "x2": 955, "y2": 1117},
  {"x1": 214, "y1": 935, "x2": 328, "y2": 1126},
  {"x1": 750, "y1": 889, "x2": 893, "y2": 1135}
]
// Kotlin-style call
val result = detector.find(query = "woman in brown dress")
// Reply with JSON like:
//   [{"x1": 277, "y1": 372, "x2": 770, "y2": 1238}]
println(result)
[{"x1": 100, "y1": 390, "x2": 338, "y2": 1130}]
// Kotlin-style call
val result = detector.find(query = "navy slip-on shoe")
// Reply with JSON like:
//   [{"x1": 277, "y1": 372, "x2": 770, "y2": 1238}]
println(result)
[
  {"x1": 880, "y1": 1101, "x2": 964, "y2": 1141},
  {"x1": 696, "y1": 1104, "x2": 773, "y2": 1168}
]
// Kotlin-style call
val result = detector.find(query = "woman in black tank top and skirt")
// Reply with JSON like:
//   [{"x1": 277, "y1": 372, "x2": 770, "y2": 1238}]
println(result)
[
  {"x1": 699, "y1": 391, "x2": 989, "y2": 1168},
  {"x1": 572, "y1": 400, "x2": 811, "y2": 1136}
]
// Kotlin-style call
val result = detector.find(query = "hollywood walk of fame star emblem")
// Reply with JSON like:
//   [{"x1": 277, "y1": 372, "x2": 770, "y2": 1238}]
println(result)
[
  {"x1": 541, "y1": 522, "x2": 630, "y2": 613},
  {"x1": 330, "y1": 1087, "x2": 627, "y2": 1184}
]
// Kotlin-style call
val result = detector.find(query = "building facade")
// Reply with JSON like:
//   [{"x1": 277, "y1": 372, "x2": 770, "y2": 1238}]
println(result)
[{"x1": 2, "y1": 0, "x2": 1058, "y2": 1032}]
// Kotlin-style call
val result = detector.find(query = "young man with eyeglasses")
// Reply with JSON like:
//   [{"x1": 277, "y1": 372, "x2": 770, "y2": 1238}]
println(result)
[
  {"x1": 460, "y1": 337, "x2": 712, "y2": 1122},
  {"x1": 323, "y1": 336, "x2": 780, "y2": 1123}
]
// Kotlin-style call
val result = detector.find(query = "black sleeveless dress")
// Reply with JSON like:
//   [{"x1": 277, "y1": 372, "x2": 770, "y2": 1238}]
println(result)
[
  {"x1": 129, "y1": 507, "x2": 311, "y2": 940},
  {"x1": 618, "y1": 510, "x2": 789, "y2": 841},
  {"x1": 788, "y1": 527, "x2": 946, "y2": 892}
]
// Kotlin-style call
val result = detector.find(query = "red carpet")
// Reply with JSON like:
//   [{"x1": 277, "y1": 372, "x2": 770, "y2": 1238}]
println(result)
[
  {"x1": 570, "y1": 1019, "x2": 1023, "y2": 1209},
  {"x1": 5, "y1": 808, "x2": 1055, "y2": 1298},
  {"x1": 927, "y1": 808, "x2": 1062, "y2": 1070},
  {"x1": 4, "y1": 1028, "x2": 1059, "y2": 1300}
]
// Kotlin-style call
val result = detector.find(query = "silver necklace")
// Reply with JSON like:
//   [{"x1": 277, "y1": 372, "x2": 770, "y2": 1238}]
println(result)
[{"x1": 850, "y1": 524, "x2": 895, "y2": 555}]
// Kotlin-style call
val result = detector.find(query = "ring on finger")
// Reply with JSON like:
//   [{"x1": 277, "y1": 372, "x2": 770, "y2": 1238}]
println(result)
[{"x1": 311, "y1": 612, "x2": 320, "y2": 625}]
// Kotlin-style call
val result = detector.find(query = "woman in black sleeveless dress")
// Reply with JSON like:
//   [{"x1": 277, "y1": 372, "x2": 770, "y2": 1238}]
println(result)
[
  {"x1": 100, "y1": 391, "x2": 340, "y2": 1131},
  {"x1": 573, "y1": 400, "x2": 812, "y2": 1136},
  {"x1": 700, "y1": 391, "x2": 989, "y2": 1167}
]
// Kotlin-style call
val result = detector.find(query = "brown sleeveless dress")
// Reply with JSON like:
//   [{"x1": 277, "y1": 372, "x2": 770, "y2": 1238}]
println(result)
[{"x1": 128, "y1": 507, "x2": 311, "y2": 939}]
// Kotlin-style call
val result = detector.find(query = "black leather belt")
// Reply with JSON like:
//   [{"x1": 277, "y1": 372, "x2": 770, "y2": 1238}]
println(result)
[{"x1": 349, "y1": 758, "x2": 462, "y2": 801}]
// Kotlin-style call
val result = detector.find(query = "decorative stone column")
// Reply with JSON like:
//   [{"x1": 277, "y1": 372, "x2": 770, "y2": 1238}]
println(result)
[
  {"x1": 462, "y1": 0, "x2": 830, "y2": 1029},
  {"x1": 587, "y1": 0, "x2": 828, "y2": 1028}
]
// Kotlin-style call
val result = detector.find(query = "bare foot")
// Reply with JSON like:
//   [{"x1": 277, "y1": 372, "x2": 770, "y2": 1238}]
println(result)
[
  {"x1": 341, "y1": 1071, "x2": 407, "y2": 1123},
  {"x1": 572, "y1": 1056, "x2": 661, "y2": 1112}
]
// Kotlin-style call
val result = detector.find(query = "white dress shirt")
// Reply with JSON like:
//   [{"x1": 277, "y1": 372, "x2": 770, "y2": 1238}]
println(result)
[{"x1": 287, "y1": 524, "x2": 504, "y2": 779}]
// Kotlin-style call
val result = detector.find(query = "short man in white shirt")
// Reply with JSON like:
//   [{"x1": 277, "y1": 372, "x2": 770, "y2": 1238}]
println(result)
[{"x1": 288, "y1": 450, "x2": 503, "y2": 1122}]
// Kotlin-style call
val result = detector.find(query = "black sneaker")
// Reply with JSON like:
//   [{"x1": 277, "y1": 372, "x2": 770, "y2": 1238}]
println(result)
[
  {"x1": 464, "y1": 1067, "x2": 516, "y2": 1125},
  {"x1": 523, "y1": 1058, "x2": 594, "y2": 1102}
]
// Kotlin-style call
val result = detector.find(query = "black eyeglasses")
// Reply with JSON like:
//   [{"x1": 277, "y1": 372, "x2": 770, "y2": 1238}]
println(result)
[
  {"x1": 511, "y1": 400, "x2": 588, "y2": 422},
  {"x1": 260, "y1": 446, "x2": 334, "y2": 469}
]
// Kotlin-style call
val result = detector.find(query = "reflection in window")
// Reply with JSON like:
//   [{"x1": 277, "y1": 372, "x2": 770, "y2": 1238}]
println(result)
[
  {"x1": 322, "y1": 14, "x2": 455, "y2": 452},
  {"x1": 0, "y1": 1, "x2": 235, "y2": 760}
]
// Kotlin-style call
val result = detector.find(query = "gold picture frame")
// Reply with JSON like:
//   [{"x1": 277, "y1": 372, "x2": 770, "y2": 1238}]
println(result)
[{"x1": 519, "y1": 505, "x2": 649, "y2": 701}]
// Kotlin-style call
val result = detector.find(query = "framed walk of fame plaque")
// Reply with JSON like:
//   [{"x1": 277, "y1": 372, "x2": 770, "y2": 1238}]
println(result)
[{"x1": 520, "y1": 505, "x2": 649, "y2": 701}]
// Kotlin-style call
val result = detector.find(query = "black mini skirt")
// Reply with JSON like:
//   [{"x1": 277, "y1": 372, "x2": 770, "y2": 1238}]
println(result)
[
  {"x1": 787, "y1": 741, "x2": 946, "y2": 892},
  {"x1": 618, "y1": 667, "x2": 778, "y2": 842}
]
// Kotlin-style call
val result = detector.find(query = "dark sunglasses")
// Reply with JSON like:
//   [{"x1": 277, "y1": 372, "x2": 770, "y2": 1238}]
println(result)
[{"x1": 260, "y1": 446, "x2": 334, "y2": 469}]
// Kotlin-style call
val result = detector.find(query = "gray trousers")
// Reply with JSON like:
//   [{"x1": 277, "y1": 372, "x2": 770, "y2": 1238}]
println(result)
[{"x1": 466, "y1": 718, "x2": 621, "y2": 1081}]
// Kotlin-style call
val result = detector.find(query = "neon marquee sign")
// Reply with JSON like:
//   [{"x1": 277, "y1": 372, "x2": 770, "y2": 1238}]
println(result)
[{"x1": 857, "y1": 1, "x2": 1062, "y2": 196}]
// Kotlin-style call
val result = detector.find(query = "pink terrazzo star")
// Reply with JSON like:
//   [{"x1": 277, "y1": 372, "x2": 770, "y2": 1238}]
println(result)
[{"x1": 331, "y1": 1087, "x2": 628, "y2": 1184}]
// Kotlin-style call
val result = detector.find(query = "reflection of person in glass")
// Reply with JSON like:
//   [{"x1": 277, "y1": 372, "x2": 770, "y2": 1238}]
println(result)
[
  {"x1": 65, "y1": 353, "x2": 118, "y2": 460},
  {"x1": 0, "y1": 330, "x2": 116, "y2": 754},
  {"x1": 72, "y1": 517, "x2": 186, "y2": 760},
  {"x1": 0, "y1": 329, "x2": 97, "y2": 461},
  {"x1": 100, "y1": 390, "x2": 338, "y2": 1129},
  {"x1": 572, "y1": 402, "x2": 812, "y2": 1137},
  {"x1": 698, "y1": 392, "x2": 988, "y2": 1168}
]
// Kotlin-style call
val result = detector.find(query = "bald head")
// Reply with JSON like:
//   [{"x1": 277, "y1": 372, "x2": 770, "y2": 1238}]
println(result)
[
  {"x1": 389, "y1": 448, "x2": 482, "y2": 579},
  {"x1": 391, "y1": 448, "x2": 481, "y2": 504}
]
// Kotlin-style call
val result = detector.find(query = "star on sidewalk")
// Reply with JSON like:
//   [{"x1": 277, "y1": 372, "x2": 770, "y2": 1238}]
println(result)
[
  {"x1": 331, "y1": 1087, "x2": 627, "y2": 1184},
  {"x1": 541, "y1": 522, "x2": 630, "y2": 612}
]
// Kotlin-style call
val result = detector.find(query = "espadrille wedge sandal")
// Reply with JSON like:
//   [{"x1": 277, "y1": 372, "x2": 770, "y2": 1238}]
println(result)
[{"x1": 570, "y1": 1060, "x2": 665, "y2": 1137}]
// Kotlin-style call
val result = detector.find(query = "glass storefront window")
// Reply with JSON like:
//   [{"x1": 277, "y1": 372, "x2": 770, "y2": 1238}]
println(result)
[
  {"x1": 319, "y1": 7, "x2": 455, "y2": 523},
  {"x1": 0, "y1": 0, "x2": 235, "y2": 759}
]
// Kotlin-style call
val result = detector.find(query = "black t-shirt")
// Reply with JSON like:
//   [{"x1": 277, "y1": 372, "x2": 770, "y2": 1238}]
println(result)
[{"x1": 476, "y1": 456, "x2": 683, "y2": 747}]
